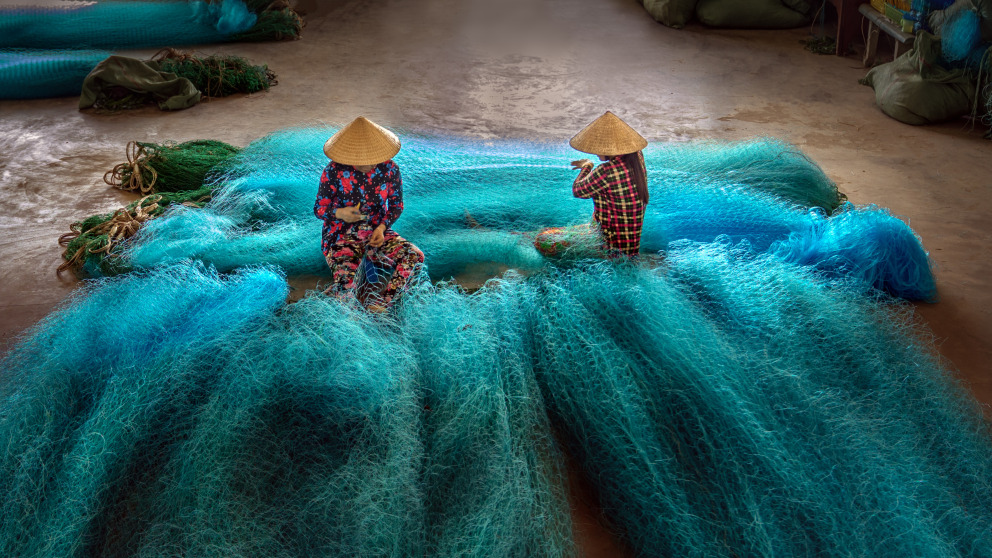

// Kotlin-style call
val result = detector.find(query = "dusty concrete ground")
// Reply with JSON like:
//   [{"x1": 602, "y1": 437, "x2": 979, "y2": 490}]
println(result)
[{"x1": 1, "y1": 0, "x2": 990, "y2": 554}]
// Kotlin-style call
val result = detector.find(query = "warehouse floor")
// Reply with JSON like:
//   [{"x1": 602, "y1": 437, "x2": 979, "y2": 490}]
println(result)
[{"x1": 0, "y1": 0, "x2": 989, "y2": 555}]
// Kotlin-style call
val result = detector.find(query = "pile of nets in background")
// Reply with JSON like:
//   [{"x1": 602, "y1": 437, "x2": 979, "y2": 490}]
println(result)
[
  {"x1": 153, "y1": 48, "x2": 276, "y2": 98},
  {"x1": 0, "y1": 0, "x2": 300, "y2": 100},
  {"x1": 2, "y1": 253, "x2": 989, "y2": 556},
  {"x1": 109, "y1": 127, "x2": 934, "y2": 300},
  {"x1": 59, "y1": 140, "x2": 241, "y2": 277},
  {"x1": 0, "y1": 49, "x2": 109, "y2": 100},
  {"x1": 0, "y1": 0, "x2": 301, "y2": 50}
]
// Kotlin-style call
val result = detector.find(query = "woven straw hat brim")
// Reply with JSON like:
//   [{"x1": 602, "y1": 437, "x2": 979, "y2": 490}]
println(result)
[
  {"x1": 323, "y1": 117, "x2": 401, "y2": 166},
  {"x1": 569, "y1": 111, "x2": 647, "y2": 156}
]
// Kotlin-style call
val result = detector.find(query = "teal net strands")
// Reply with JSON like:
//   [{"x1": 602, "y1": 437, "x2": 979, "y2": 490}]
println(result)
[
  {"x1": 119, "y1": 127, "x2": 934, "y2": 300},
  {"x1": 530, "y1": 252, "x2": 990, "y2": 556},
  {"x1": 0, "y1": 0, "x2": 257, "y2": 50},
  {"x1": 1, "y1": 255, "x2": 989, "y2": 556},
  {"x1": 0, "y1": 263, "x2": 575, "y2": 557},
  {"x1": 0, "y1": 49, "x2": 108, "y2": 100}
]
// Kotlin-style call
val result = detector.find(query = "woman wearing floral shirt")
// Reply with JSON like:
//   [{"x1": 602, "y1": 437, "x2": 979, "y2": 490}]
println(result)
[{"x1": 314, "y1": 117, "x2": 423, "y2": 310}]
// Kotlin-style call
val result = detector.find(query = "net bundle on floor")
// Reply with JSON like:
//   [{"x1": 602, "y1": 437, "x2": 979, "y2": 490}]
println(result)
[
  {"x1": 1, "y1": 254, "x2": 988, "y2": 556},
  {"x1": 0, "y1": 1, "x2": 255, "y2": 50},
  {"x1": 153, "y1": 49, "x2": 275, "y2": 99},
  {"x1": 59, "y1": 140, "x2": 242, "y2": 277},
  {"x1": 115, "y1": 127, "x2": 935, "y2": 300},
  {"x1": 0, "y1": 49, "x2": 275, "y2": 102},
  {"x1": 0, "y1": 49, "x2": 109, "y2": 100},
  {"x1": 0, "y1": 0, "x2": 298, "y2": 50}
]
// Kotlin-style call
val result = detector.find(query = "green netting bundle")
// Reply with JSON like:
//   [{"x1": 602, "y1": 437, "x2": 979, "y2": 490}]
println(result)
[
  {"x1": 153, "y1": 49, "x2": 276, "y2": 98},
  {"x1": 59, "y1": 138, "x2": 241, "y2": 277},
  {"x1": 58, "y1": 188, "x2": 217, "y2": 278},
  {"x1": 229, "y1": 0, "x2": 305, "y2": 41},
  {"x1": 104, "y1": 140, "x2": 241, "y2": 194}
]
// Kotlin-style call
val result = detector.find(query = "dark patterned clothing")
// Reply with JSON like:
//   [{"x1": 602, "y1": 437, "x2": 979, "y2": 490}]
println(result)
[
  {"x1": 572, "y1": 153, "x2": 647, "y2": 256},
  {"x1": 323, "y1": 225, "x2": 424, "y2": 306},
  {"x1": 313, "y1": 160, "x2": 403, "y2": 256}
]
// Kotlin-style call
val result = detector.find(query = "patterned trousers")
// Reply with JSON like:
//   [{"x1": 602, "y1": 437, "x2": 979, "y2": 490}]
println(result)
[{"x1": 323, "y1": 225, "x2": 424, "y2": 305}]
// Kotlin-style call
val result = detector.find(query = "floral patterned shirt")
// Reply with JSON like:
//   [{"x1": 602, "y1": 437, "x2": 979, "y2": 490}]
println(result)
[
  {"x1": 314, "y1": 160, "x2": 403, "y2": 255},
  {"x1": 572, "y1": 153, "x2": 647, "y2": 256}
]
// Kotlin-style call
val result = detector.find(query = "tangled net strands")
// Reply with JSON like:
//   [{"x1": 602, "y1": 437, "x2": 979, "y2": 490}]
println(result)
[
  {"x1": 116, "y1": 127, "x2": 934, "y2": 300},
  {"x1": 57, "y1": 189, "x2": 216, "y2": 277},
  {"x1": 0, "y1": 264, "x2": 574, "y2": 557},
  {"x1": 2, "y1": 255, "x2": 990, "y2": 556},
  {"x1": 2, "y1": 128, "x2": 987, "y2": 556},
  {"x1": 58, "y1": 140, "x2": 241, "y2": 277},
  {"x1": 152, "y1": 49, "x2": 276, "y2": 99}
]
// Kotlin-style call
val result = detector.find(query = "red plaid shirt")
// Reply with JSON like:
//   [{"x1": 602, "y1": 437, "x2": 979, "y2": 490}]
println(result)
[{"x1": 572, "y1": 153, "x2": 647, "y2": 255}]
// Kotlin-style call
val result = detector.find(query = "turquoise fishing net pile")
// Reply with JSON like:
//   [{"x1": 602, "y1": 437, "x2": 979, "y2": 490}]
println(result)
[
  {"x1": 2, "y1": 128, "x2": 986, "y2": 557},
  {"x1": 118, "y1": 127, "x2": 935, "y2": 300}
]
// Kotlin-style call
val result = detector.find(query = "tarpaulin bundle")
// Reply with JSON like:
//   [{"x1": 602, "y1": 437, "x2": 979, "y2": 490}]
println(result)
[{"x1": 117, "y1": 127, "x2": 933, "y2": 299}]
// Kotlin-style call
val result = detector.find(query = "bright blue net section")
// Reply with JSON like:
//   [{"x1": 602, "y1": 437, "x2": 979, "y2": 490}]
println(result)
[
  {"x1": 0, "y1": 49, "x2": 108, "y2": 99},
  {"x1": 0, "y1": 0, "x2": 256, "y2": 50},
  {"x1": 118, "y1": 127, "x2": 935, "y2": 300}
]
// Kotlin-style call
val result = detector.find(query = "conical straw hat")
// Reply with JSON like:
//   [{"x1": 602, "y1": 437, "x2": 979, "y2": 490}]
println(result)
[
  {"x1": 323, "y1": 116, "x2": 401, "y2": 166},
  {"x1": 569, "y1": 111, "x2": 647, "y2": 156}
]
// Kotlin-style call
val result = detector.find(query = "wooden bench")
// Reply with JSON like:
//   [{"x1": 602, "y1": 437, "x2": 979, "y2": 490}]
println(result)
[{"x1": 859, "y1": 3, "x2": 917, "y2": 66}]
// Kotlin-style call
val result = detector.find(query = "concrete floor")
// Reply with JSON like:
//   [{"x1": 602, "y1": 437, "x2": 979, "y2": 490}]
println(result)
[{"x1": 0, "y1": 0, "x2": 990, "y2": 554}]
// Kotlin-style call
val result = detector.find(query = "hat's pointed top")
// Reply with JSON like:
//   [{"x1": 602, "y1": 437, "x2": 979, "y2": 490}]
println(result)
[
  {"x1": 323, "y1": 116, "x2": 401, "y2": 166},
  {"x1": 569, "y1": 111, "x2": 647, "y2": 156}
]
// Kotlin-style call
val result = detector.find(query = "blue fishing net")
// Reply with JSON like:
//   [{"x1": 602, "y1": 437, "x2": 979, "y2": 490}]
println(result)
[
  {"x1": 0, "y1": 128, "x2": 974, "y2": 557},
  {"x1": 118, "y1": 127, "x2": 934, "y2": 300},
  {"x1": 0, "y1": 254, "x2": 987, "y2": 556},
  {"x1": 0, "y1": 49, "x2": 108, "y2": 99},
  {"x1": 0, "y1": 0, "x2": 257, "y2": 50}
]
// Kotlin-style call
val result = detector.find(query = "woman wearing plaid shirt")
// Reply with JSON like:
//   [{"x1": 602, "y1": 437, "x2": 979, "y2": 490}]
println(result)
[{"x1": 568, "y1": 111, "x2": 650, "y2": 256}]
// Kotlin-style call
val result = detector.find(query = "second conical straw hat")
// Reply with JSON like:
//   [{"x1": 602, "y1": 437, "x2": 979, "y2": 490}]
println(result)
[
  {"x1": 323, "y1": 116, "x2": 401, "y2": 166},
  {"x1": 569, "y1": 111, "x2": 648, "y2": 156}
]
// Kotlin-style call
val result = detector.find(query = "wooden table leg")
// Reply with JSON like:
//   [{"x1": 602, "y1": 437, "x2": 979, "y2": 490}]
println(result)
[
  {"x1": 863, "y1": 21, "x2": 879, "y2": 66},
  {"x1": 833, "y1": 0, "x2": 870, "y2": 56},
  {"x1": 893, "y1": 40, "x2": 907, "y2": 58}
]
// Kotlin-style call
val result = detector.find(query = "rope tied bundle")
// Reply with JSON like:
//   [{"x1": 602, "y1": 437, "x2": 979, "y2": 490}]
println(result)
[
  {"x1": 58, "y1": 190, "x2": 215, "y2": 277},
  {"x1": 105, "y1": 141, "x2": 158, "y2": 194},
  {"x1": 58, "y1": 195, "x2": 162, "y2": 274}
]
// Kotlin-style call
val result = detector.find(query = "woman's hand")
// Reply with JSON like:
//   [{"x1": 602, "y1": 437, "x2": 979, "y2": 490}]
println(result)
[
  {"x1": 368, "y1": 224, "x2": 386, "y2": 247},
  {"x1": 570, "y1": 159, "x2": 593, "y2": 171},
  {"x1": 335, "y1": 203, "x2": 367, "y2": 223}
]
